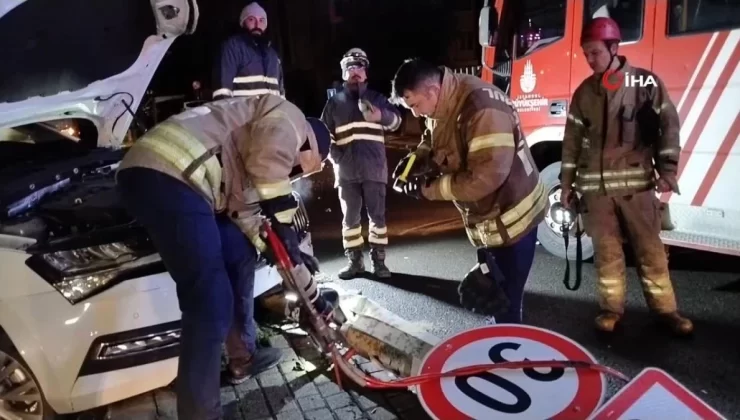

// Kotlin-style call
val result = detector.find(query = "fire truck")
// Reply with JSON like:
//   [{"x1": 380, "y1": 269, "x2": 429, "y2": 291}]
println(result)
[{"x1": 476, "y1": 0, "x2": 740, "y2": 260}]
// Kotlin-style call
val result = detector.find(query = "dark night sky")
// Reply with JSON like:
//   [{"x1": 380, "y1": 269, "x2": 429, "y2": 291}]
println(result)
[{"x1": 0, "y1": 0, "x2": 478, "y2": 117}]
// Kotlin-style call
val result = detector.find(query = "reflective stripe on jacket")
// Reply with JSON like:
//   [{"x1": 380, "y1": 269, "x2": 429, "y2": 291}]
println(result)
[
  {"x1": 117, "y1": 96, "x2": 320, "y2": 250},
  {"x1": 419, "y1": 68, "x2": 547, "y2": 248},
  {"x1": 134, "y1": 122, "x2": 223, "y2": 210},
  {"x1": 320, "y1": 84, "x2": 402, "y2": 186},
  {"x1": 561, "y1": 57, "x2": 681, "y2": 197},
  {"x1": 213, "y1": 34, "x2": 284, "y2": 100}
]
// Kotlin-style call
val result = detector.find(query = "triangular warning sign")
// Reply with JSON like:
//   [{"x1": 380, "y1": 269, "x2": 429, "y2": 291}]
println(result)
[{"x1": 588, "y1": 367, "x2": 726, "y2": 419}]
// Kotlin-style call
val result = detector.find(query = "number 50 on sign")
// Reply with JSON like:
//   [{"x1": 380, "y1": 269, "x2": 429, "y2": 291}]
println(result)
[{"x1": 416, "y1": 325, "x2": 607, "y2": 420}]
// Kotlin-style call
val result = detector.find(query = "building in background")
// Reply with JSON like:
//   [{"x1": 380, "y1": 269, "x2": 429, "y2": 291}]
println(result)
[{"x1": 444, "y1": 0, "x2": 482, "y2": 75}]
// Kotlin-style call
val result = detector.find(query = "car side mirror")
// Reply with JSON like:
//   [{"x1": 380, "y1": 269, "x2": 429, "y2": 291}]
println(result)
[{"x1": 478, "y1": 6, "x2": 499, "y2": 47}]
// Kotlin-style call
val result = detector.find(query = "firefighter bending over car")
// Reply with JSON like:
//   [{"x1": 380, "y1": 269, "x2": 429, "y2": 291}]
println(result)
[
  {"x1": 390, "y1": 59, "x2": 547, "y2": 323},
  {"x1": 116, "y1": 95, "x2": 333, "y2": 419},
  {"x1": 212, "y1": 2, "x2": 284, "y2": 100},
  {"x1": 560, "y1": 17, "x2": 692, "y2": 335},
  {"x1": 321, "y1": 48, "x2": 402, "y2": 280}
]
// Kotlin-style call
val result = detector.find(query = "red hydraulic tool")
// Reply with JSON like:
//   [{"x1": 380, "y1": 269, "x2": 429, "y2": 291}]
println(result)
[{"x1": 259, "y1": 220, "x2": 631, "y2": 390}]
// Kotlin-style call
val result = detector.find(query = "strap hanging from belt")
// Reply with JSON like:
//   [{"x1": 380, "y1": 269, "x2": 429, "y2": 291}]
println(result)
[{"x1": 562, "y1": 219, "x2": 583, "y2": 291}]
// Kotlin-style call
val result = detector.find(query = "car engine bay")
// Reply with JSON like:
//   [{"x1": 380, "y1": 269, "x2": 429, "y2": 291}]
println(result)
[
  {"x1": 0, "y1": 145, "x2": 133, "y2": 245},
  {"x1": 0, "y1": 124, "x2": 309, "y2": 304}
]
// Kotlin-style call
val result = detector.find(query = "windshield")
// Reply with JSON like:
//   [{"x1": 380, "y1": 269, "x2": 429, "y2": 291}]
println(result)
[
  {"x1": 515, "y1": 0, "x2": 567, "y2": 58},
  {"x1": 0, "y1": 118, "x2": 98, "y2": 173}
]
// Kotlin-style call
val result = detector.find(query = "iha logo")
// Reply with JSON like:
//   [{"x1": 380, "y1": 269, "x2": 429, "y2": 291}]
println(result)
[{"x1": 602, "y1": 70, "x2": 657, "y2": 91}]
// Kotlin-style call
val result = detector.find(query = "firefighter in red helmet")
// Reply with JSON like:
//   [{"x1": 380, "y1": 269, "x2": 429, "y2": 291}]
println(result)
[{"x1": 560, "y1": 17, "x2": 692, "y2": 335}]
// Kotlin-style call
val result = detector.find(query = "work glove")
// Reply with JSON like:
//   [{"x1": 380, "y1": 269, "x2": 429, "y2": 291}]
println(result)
[
  {"x1": 656, "y1": 175, "x2": 680, "y2": 194},
  {"x1": 560, "y1": 186, "x2": 573, "y2": 207},
  {"x1": 400, "y1": 176, "x2": 425, "y2": 199},
  {"x1": 401, "y1": 174, "x2": 438, "y2": 200},
  {"x1": 359, "y1": 99, "x2": 382, "y2": 122},
  {"x1": 262, "y1": 220, "x2": 320, "y2": 274}
]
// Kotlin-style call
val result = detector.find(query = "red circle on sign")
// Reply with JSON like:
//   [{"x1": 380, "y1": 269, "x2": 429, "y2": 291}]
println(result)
[{"x1": 417, "y1": 325, "x2": 605, "y2": 420}]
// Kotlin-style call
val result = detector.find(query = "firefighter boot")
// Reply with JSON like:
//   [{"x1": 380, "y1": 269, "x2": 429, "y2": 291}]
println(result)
[
  {"x1": 228, "y1": 347, "x2": 282, "y2": 385},
  {"x1": 337, "y1": 247, "x2": 364, "y2": 280},
  {"x1": 594, "y1": 311, "x2": 622, "y2": 333},
  {"x1": 370, "y1": 246, "x2": 392, "y2": 279},
  {"x1": 656, "y1": 312, "x2": 694, "y2": 336}
]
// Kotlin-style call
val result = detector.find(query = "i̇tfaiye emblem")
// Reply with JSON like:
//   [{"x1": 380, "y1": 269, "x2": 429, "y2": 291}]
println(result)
[{"x1": 520, "y1": 60, "x2": 537, "y2": 93}]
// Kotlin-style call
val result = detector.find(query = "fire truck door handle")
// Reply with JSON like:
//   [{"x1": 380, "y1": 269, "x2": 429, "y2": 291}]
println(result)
[{"x1": 550, "y1": 100, "x2": 567, "y2": 117}]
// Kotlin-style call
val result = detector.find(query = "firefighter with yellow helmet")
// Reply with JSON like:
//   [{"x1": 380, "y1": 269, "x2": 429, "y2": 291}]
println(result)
[
  {"x1": 116, "y1": 95, "x2": 332, "y2": 418},
  {"x1": 321, "y1": 48, "x2": 402, "y2": 279},
  {"x1": 560, "y1": 17, "x2": 692, "y2": 335}
]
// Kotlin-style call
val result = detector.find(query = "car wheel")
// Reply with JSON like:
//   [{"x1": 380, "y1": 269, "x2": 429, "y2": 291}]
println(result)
[
  {"x1": 536, "y1": 161, "x2": 595, "y2": 261},
  {"x1": 0, "y1": 339, "x2": 58, "y2": 420}
]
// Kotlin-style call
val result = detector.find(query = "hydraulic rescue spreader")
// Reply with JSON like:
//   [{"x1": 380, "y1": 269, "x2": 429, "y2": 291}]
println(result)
[{"x1": 259, "y1": 219, "x2": 629, "y2": 391}]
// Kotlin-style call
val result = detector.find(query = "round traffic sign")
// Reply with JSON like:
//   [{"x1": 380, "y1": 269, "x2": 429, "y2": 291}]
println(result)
[{"x1": 416, "y1": 324, "x2": 606, "y2": 420}]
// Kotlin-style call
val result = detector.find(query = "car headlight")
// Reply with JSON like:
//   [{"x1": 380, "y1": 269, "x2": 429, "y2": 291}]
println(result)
[{"x1": 26, "y1": 242, "x2": 164, "y2": 305}]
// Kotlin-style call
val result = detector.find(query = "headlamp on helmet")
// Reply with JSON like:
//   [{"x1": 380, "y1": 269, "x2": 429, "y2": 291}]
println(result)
[{"x1": 340, "y1": 48, "x2": 370, "y2": 72}]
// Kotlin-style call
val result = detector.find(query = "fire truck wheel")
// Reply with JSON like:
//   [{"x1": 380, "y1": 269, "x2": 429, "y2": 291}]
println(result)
[{"x1": 537, "y1": 161, "x2": 595, "y2": 262}]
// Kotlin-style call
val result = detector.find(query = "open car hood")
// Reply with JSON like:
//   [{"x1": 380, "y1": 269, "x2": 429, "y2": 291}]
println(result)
[{"x1": 0, "y1": 0, "x2": 199, "y2": 148}]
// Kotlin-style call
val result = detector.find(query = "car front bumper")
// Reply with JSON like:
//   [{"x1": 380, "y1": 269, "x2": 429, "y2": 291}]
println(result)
[{"x1": 0, "y1": 194, "x2": 313, "y2": 413}]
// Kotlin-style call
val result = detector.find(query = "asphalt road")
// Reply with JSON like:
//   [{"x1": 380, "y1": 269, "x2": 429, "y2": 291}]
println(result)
[{"x1": 297, "y1": 149, "x2": 740, "y2": 419}]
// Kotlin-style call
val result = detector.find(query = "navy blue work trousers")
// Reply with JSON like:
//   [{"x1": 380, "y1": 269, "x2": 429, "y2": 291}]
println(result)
[
  {"x1": 481, "y1": 229, "x2": 538, "y2": 324},
  {"x1": 117, "y1": 168, "x2": 257, "y2": 420}
]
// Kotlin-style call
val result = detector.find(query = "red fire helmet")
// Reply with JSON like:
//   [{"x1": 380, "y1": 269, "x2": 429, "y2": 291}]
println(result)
[{"x1": 581, "y1": 17, "x2": 622, "y2": 44}]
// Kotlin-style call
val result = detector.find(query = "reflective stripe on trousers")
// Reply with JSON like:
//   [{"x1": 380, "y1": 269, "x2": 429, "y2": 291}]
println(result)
[
  {"x1": 342, "y1": 226, "x2": 364, "y2": 249},
  {"x1": 582, "y1": 191, "x2": 678, "y2": 314},
  {"x1": 368, "y1": 224, "x2": 388, "y2": 245},
  {"x1": 339, "y1": 181, "x2": 387, "y2": 249}
]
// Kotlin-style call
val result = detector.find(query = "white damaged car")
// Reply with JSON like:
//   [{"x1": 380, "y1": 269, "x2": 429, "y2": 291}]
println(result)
[{"x1": 0, "y1": 0, "x2": 311, "y2": 417}]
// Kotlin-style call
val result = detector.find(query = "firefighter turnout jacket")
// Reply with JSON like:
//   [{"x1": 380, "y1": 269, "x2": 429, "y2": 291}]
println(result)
[
  {"x1": 321, "y1": 83, "x2": 402, "y2": 187},
  {"x1": 418, "y1": 68, "x2": 547, "y2": 248},
  {"x1": 117, "y1": 96, "x2": 322, "y2": 251},
  {"x1": 213, "y1": 33, "x2": 284, "y2": 100},
  {"x1": 561, "y1": 57, "x2": 681, "y2": 196}
]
